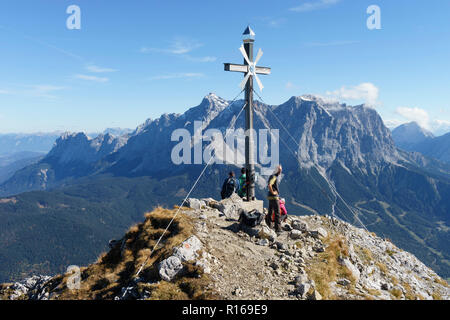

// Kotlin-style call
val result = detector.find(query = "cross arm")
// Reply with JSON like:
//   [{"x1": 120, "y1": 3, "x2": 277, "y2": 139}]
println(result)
[
  {"x1": 224, "y1": 63, "x2": 247, "y2": 73},
  {"x1": 255, "y1": 66, "x2": 271, "y2": 75},
  {"x1": 224, "y1": 63, "x2": 271, "y2": 75}
]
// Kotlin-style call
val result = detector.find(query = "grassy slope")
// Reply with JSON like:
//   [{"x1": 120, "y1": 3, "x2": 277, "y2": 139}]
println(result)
[
  {"x1": 0, "y1": 175, "x2": 193, "y2": 282},
  {"x1": 40, "y1": 207, "x2": 215, "y2": 300}
]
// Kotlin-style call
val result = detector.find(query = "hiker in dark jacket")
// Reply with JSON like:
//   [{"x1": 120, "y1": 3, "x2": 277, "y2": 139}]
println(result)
[
  {"x1": 266, "y1": 165, "x2": 283, "y2": 233},
  {"x1": 221, "y1": 171, "x2": 238, "y2": 200}
]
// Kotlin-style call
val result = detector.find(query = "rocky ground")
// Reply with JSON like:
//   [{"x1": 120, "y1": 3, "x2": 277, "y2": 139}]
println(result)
[{"x1": 1, "y1": 194, "x2": 449, "y2": 300}]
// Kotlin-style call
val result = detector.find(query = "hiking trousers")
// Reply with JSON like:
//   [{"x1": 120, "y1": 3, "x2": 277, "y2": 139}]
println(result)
[{"x1": 268, "y1": 199, "x2": 281, "y2": 232}]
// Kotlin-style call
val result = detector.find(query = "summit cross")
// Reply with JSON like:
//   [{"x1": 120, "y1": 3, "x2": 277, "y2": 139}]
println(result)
[{"x1": 224, "y1": 26, "x2": 271, "y2": 201}]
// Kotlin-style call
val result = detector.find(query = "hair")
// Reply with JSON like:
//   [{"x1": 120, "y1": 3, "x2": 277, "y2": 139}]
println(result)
[
  {"x1": 229, "y1": 171, "x2": 235, "y2": 177},
  {"x1": 274, "y1": 164, "x2": 282, "y2": 175},
  {"x1": 241, "y1": 167, "x2": 246, "y2": 174}
]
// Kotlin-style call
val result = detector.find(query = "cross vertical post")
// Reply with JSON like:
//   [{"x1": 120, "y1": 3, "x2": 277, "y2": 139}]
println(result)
[
  {"x1": 243, "y1": 31, "x2": 255, "y2": 201},
  {"x1": 224, "y1": 26, "x2": 271, "y2": 202}
]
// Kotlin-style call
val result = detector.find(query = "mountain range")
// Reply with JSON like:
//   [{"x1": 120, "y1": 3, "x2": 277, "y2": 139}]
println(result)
[
  {"x1": 392, "y1": 122, "x2": 450, "y2": 164},
  {"x1": 0, "y1": 93, "x2": 449, "y2": 282}
]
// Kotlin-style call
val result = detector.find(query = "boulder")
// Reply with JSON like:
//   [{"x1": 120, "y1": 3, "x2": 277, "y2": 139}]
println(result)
[
  {"x1": 297, "y1": 283, "x2": 311, "y2": 299},
  {"x1": 158, "y1": 256, "x2": 184, "y2": 282},
  {"x1": 213, "y1": 193, "x2": 250, "y2": 220},
  {"x1": 337, "y1": 278, "x2": 351, "y2": 287},
  {"x1": 294, "y1": 274, "x2": 309, "y2": 286},
  {"x1": 173, "y1": 236, "x2": 202, "y2": 262},
  {"x1": 258, "y1": 225, "x2": 277, "y2": 241},
  {"x1": 8, "y1": 275, "x2": 52, "y2": 300},
  {"x1": 269, "y1": 262, "x2": 279, "y2": 270},
  {"x1": 313, "y1": 245, "x2": 325, "y2": 253},
  {"x1": 292, "y1": 220, "x2": 309, "y2": 232},
  {"x1": 339, "y1": 257, "x2": 360, "y2": 282},
  {"x1": 185, "y1": 198, "x2": 205, "y2": 210},
  {"x1": 200, "y1": 198, "x2": 216, "y2": 207},
  {"x1": 308, "y1": 290, "x2": 322, "y2": 300},
  {"x1": 195, "y1": 259, "x2": 211, "y2": 274},
  {"x1": 290, "y1": 230, "x2": 303, "y2": 240},
  {"x1": 309, "y1": 227, "x2": 328, "y2": 239},
  {"x1": 381, "y1": 283, "x2": 391, "y2": 291},
  {"x1": 275, "y1": 241, "x2": 288, "y2": 251}
]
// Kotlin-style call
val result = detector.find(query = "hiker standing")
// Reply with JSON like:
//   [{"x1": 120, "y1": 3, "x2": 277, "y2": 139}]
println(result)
[
  {"x1": 221, "y1": 171, "x2": 238, "y2": 200},
  {"x1": 238, "y1": 167, "x2": 247, "y2": 198},
  {"x1": 266, "y1": 165, "x2": 283, "y2": 233}
]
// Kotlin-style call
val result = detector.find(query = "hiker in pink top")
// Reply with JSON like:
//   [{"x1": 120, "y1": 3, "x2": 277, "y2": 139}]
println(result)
[{"x1": 279, "y1": 198, "x2": 287, "y2": 222}]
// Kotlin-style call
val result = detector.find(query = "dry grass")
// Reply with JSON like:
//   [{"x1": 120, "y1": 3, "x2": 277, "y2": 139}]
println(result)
[
  {"x1": 306, "y1": 235, "x2": 356, "y2": 300},
  {"x1": 401, "y1": 282, "x2": 417, "y2": 300},
  {"x1": 367, "y1": 288, "x2": 381, "y2": 297},
  {"x1": 45, "y1": 207, "x2": 215, "y2": 300},
  {"x1": 376, "y1": 262, "x2": 388, "y2": 275},
  {"x1": 355, "y1": 246, "x2": 373, "y2": 264},
  {"x1": 431, "y1": 292, "x2": 442, "y2": 300},
  {"x1": 434, "y1": 277, "x2": 449, "y2": 287},
  {"x1": 390, "y1": 288, "x2": 403, "y2": 299}
]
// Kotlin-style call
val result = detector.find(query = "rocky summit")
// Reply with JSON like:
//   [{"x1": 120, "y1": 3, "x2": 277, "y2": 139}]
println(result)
[
  {"x1": 1, "y1": 194, "x2": 448, "y2": 300},
  {"x1": 1, "y1": 93, "x2": 449, "y2": 280}
]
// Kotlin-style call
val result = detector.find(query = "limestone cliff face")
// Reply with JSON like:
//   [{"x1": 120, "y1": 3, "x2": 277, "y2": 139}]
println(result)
[{"x1": 1, "y1": 196, "x2": 448, "y2": 301}]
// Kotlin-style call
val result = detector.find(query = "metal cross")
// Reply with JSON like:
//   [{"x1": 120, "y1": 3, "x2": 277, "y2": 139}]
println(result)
[{"x1": 224, "y1": 26, "x2": 271, "y2": 201}]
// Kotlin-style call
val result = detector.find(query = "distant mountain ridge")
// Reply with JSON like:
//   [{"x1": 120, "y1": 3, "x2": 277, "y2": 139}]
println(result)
[
  {"x1": 0, "y1": 152, "x2": 44, "y2": 184},
  {"x1": 0, "y1": 93, "x2": 449, "y2": 281},
  {"x1": 392, "y1": 122, "x2": 450, "y2": 163},
  {"x1": 0, "y1": 132, "x2": 61, "y2": 156}
]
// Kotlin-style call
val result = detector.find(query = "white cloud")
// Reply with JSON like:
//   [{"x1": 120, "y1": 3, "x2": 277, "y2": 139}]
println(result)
[
  {"x1": 141, "y1": 38, "x2": 203, "y2": 55},
  {"x1": 29, "y1": 85, "x2": 65, "y2": 98},
  {"x1": 141, "y1": 38, "x2": 216, "y2": 63},
  {"x1": 74, "y1": 74, "x2": 109, "y2": 83},
  {"x1": 185, "y1": 55, "x2": 217, "y2": 63},
  {"x1": 303, "y1": 40, "x2": 358, "y2": 48},
  {"x1": 395, "y1": 107, "x2": 430, "y2": 130},
  {"x1": 326, "y1": 82, "x2": 379, "y2": 106},
  {"x1": 390, "y1": 107, "x2": 450, "y2": 134},
  {"x1": 149, "y1": 73, "x2": 205, "y2": 80},
  {"x1": 0, "y1": 85, "x2": 65, "y2": 98},
  {"x1": 431, "y1": 119, "x2": 450, "y2": 135},
  {"x1": 383, "y1": 119, "x2": 406, "y2": 129},
  {"x1": 86, "y1": 65, "x2": 117, "y2": 73},
  {"x1": 290, "y1": 0, "x2": 341, "y2": 12},
  {"x1": 268, "y1": 18, "x2": 287, "y2": 27},
  {"x1": 434, "y1": 119, "x2": 450, "y2": 127},
  {"x1": 285, "y1": 81, "x2": 301, "y2": 91}
]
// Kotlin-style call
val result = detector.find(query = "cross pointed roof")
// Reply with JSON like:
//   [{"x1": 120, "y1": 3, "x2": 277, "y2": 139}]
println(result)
[{"x1": 242, "y1": 26, "x2": 255, "y2": 37}]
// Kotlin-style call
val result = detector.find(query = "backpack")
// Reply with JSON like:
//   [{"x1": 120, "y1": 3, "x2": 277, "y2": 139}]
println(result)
[
  {"x1": 238, "y1": 209, "x2": 264, "y2": 228},
  {"x1": 221, "y1": 177, "x2": 236, "y2": 199}
]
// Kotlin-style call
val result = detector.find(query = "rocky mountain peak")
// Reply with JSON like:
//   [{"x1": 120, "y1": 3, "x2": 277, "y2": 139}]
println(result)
[
  {"x1": 46, "y1": 131, "x2": 128, "y2": 165},
  {"x1": 2, "y1": 195, "x2": 448, "y2": 300},
  {"x1": 392, "y1": 122, "x2": 435, "y2": 151}
]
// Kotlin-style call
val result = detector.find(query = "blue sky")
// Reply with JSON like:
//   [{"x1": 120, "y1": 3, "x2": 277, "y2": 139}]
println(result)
[{"x1": 0, "y1": 0, "x2": 449, "y2": 135}]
